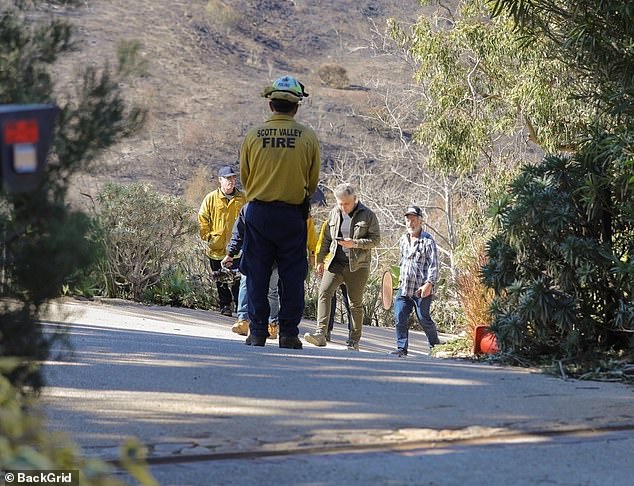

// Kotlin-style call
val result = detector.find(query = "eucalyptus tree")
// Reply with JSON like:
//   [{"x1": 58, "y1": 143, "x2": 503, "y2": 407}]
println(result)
[
  {"x1": 386, "y1": 0, "x2": 592, "y2": 264},
  {"x1": 364, "y1": 0, "x2": 593, "y2": 338}
]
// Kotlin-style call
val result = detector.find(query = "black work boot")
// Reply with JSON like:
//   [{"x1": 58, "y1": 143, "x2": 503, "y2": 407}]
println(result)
[
  {"x1": 279, "y1": 336, "x2": 303, "y2": 349},
  {"x1": 245, "y1": 334, "x2": 266, "y2": 346}
]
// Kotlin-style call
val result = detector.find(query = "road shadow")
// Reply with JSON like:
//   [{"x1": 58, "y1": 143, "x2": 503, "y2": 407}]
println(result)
[{"x1": 40, "y1": 300, "x2": 634, "y2": 460}]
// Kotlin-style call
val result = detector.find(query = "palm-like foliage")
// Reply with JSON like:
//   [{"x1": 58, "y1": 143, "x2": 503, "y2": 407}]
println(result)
[
  {"x1": 483, "y1": 143, "x2": 633, "y2": 357},
  {"x1": 484, "y1": 0, "x2": 634, "y2": 360}
]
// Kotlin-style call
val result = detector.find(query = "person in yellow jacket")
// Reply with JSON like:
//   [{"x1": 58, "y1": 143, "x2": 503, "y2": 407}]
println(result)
[
  {"x1": 307, "y1": 215, "x2": 318, "y2": 268},
  {"x1": 198, "y1": 165, "x2": 246, "y2": 317}
]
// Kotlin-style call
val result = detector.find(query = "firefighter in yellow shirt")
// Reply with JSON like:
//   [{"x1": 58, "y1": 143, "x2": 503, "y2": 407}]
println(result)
[
  {"x1": 198, "y1": 165, "x2": 246, "y2": 317},
  {"x1": 239, "y1": 75, "x2": 320, "y2": 349}
]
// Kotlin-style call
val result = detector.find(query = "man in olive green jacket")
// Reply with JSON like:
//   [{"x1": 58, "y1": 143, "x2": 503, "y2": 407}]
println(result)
[
  {"x1": 198, "y1": 165, "x2": 246, "y2": 316},
  {"x1": 305, "y1": 183, "x2": 380, "y2": 350}
]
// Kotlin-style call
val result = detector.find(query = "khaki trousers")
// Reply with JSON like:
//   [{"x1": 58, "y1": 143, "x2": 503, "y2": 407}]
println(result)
[{"x1": 316, "y1": 266, "x2": 370, "y2": 343}]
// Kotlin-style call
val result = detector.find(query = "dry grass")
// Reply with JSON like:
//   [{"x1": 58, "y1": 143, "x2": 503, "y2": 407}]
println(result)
[
  {"x1": 456, "y1": 251, "x2": 494, "y2": 341},
  {"x1": 318, "y1": 63, "x2": 350, "y2": 89},
  {"x1": 183, "y1": 166, "x2": 214, "y2": 209},
  {"x1": 177, "y1": 119, "x2": 209, "y2": 149},
  {"x1": 51, "y1": 0, "x2": 433, "y2": 201},
  {"x1": 205, "y1": 0, "x2": 240, "y2": 32}
]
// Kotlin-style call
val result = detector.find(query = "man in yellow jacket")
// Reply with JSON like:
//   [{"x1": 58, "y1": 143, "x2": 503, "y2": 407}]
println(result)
[{"x1": 198, "y1": 165, "x2": 246, "y2": 316}]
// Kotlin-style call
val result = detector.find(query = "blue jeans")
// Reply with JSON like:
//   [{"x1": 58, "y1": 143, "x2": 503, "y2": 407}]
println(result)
[
  {"x1": 268, "y1": 265, "x2": 280, "y2": 323},
  {"x1": 393, "y1": 288, "x2": 440, "y2": 351},
  {"x1": 237, "y1": 267, "x2": 280, "y2": 323}
]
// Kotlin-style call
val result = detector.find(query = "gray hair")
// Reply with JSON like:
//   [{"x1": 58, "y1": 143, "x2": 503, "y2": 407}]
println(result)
[{"x1": 333, "y1": 183, "x2": 356, "y2": 199}]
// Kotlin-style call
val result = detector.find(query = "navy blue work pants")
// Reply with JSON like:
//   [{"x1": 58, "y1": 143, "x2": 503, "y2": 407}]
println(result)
[{"x1": 240, "y1": 201, "x2": 307, "y2": 338}]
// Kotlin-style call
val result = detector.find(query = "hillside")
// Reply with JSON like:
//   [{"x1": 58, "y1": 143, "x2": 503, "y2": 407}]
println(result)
[{"x1": 47, "y1": 0, "x2": 433, "y2": 205}]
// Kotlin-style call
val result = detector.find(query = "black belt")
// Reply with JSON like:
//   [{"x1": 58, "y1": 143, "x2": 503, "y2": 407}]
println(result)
[{"x1": 252, "y1": 199, "x2": 301, "y2": 208}]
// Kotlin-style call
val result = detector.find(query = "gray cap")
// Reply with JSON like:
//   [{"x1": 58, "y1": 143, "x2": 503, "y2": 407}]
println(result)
[{"x1": 218, "y1": 165, "x2": 237, "y2": 177}]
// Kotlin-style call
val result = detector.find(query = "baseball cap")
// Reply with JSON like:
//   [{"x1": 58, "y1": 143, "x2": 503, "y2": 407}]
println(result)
[
  {"x1": 404, "y1": 206, "x2": 423, "y2": 217},
  {"x1": 261, "y1": 76, "x2": 309, "y2": 103},
  {"x1": 218, "y1": 165, "x2": 237, "y2": 177}
]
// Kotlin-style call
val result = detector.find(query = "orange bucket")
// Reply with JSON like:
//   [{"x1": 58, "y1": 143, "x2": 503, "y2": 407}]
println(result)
[{"x1": 473, "y1": 325, "x2": 499, "y2": 355}]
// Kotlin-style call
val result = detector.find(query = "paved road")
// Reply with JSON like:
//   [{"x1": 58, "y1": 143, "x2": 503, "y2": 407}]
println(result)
[{"x1": 41, "y1": 298, "x2": 634, "y2": 485}]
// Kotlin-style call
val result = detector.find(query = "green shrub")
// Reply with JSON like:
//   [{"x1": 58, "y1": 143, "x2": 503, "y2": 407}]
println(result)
[
  {"x1": 303, "y1": 269, "x2": 319, "y2": 320},
  {"x1": 430, "y1": 293, "x2": 465, "y2": 336},
  {"x1": 483, "y1": 142, "x2": 634, "y2": 360},
  {"x1": 116, "y1": 39, "x2": 149, "y2": 78},
  {"x1": 144, "y1": 264, "x2": 215, "y2": 309},
  {"x1": 94, "y1": 183, "x2": 198, "y2": 301},
  {"x1": 362, "y1": 272, "x2": 393, "y2": 328}
]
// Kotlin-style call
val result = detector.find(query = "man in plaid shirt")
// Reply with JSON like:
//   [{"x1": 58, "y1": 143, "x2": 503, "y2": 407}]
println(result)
[{"x1": 391, "y1": 206, "x2": 442, "y2": 357}]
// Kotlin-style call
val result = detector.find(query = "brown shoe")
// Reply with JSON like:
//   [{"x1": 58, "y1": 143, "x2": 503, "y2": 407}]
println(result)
[
  {"x1": 231, "y1": 319, "x2": 249, "y2": 336},
  {"x1": 268, "y1": 323, "x2": 279, "y2": 339}
]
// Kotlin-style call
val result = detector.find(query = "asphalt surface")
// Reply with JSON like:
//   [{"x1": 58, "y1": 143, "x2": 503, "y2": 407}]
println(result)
[{"x1": 41, "y1": 298, "x2": 634, "y2": 486}]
